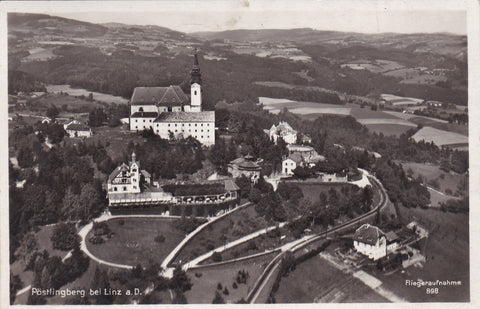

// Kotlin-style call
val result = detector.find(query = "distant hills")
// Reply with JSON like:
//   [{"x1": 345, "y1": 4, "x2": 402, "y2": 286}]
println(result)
[{"x1": 7, "y1": 13, "x2": 468, "y2": 106}]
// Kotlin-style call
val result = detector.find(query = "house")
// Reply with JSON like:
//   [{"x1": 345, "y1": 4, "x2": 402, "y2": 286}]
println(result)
[
  {"x1": 282, "y1": 153, "x2": 303, "y2": 176},
  {"x1": 63, "y1": 120, "x2": 93, "y2": 138},
  {"x1": 107, "y1": 152, "x2": 143, "y2": 194},
  {"x1": 228, "y1": 155, "x2": 262, "y2": 182},
  {"x1": 267, "y1": 121, "x2": 298, "y2": 144},
  {"x1": 353, "y1": 224, "x2": 399, "y2": 261},
  {"x1": 129, "y1": 50, "x2": 215, "y2": 146},
  {"x1": 282, "y1": 145, "x2": 325, "y2": 176}
]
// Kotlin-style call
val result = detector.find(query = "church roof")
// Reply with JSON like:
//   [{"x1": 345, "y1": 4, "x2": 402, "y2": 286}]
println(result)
[
  {"x1": 154, "y1": 111, "x2": 214, "y2": 123},
  {"x1": 131, "y1": 112, "x2": 159, "y2": 118},
  {"x1": 130, "y1": 85, "x2": 189, "y2": 106}
]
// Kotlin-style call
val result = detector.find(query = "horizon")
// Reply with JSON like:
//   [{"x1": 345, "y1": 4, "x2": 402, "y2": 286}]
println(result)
[{"x1": 3, "y1": 1, "x2": 467, "y2": 35}]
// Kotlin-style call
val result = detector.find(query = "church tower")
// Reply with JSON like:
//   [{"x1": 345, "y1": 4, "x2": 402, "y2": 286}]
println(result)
[{"x1": 190, "y1": 49, "x2": 202, "y2": 112}]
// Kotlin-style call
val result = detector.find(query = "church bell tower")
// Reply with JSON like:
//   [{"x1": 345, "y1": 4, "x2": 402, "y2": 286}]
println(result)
[{"x1": 190, "y1": 49, "x2": 202, "y2": 112}]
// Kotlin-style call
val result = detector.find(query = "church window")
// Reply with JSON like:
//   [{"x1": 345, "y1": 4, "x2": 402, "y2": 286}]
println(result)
[
  {"x1": 175, "y1": 130, "x2": 178, "y2": 132},
  {"x1": 143, "y1": 120, "x2": 145, "y2": 122},
  {"x1": 201, "y1": 129, "x2": 203, "y2": 132},
  {"x1": 133, "y1": 178, "x2": 136, "y2": 182},
  {"x1": 195, "y1": 129, "x2": 197, "y2": 132},
  {"x1": 189, "y1": 124, "x2": 191, "y2": 126},
  {"x1": 133, "y1": 186, "x2": 137, "y2": 189},
  {"x1": 156, "y1": 130, "x2": 159, "y2": 133},
  {"x1": 201, "y1": 123, "x2": 203, "y2": 126},
  {"x1": 135, "y1": 119, "x2": 138, "y2": 122},
  {"x1": 114, "y1": 187, "x2": 118, "y2": 191},
  {"x1": 201, "y1": 136, "x2": 203, "y2": 139},
  {"x1": 135, "y1": 126, "x2": 138, "y2": 129},
  {"x1": 157, "y1": 124, "x2": 159, "y2": 127},
  {"x1": 139, "y1": 107, "x2": 144, "y2": 112},
  {"x1": 123, "y1": 187, "x2": 127, "y2": 191},
  {"x1": 194, "y1": 90, "x2": 197, "y2": 95},
  {"x1": 168, "y1": 124, "x2": 170, "y2": 127},
  {"x1": 132, "y1": 169, "x2": 137, "y2": 172},
  {"x1": 195, "y1": 124, "x2": 197, "y2": 126}
]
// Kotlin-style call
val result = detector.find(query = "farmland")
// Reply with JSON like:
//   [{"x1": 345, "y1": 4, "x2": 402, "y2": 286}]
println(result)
[
  {"x1": 273, "y1": 253, "x2": 388, "y2": 303},
  {"x1": 365, "y1": 124, "x2": 413, "y2": 136},
  {"x1": 46, "y1": 85, "x2": 129, "y2": 104},
  {"x1": 400, "y1": 162, "x2": 467, "y2": 196},
  {"x1": 411, "y1": 127, "x2": 468, "y2": 147}
]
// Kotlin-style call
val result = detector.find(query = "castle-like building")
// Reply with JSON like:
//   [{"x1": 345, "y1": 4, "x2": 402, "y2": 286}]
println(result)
[{"x1": 129, "y1": 50, "x2": 215, "y2": 146}]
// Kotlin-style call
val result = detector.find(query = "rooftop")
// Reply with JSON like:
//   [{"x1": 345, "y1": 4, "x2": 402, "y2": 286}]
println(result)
[
  {"x1": 131, "y1": 111, "x2": 159, "y2": 118},
  {"x1": 131, "y1": 85, "x2": 189, "y2": 106},
  {"x1": 353, "y1": 224, "x2": 385, "y2": 246},
  {"x1": 154, "y1": 111, "x2": 215, "y2": 123}
]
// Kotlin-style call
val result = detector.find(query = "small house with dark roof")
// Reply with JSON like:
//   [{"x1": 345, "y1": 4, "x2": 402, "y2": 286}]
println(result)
[
  {"x1": 129, "y1": 50, "x2": 215, "y2": 146},
  {"x1": 63, "y1": 120, "x2": 92, "y2": 138},
  {"x1": 228, "y1": 156, "x2": 262, "y2": 183},
  {"x1": 353, "y1": 224, "x2": 399, "y2": 260}
]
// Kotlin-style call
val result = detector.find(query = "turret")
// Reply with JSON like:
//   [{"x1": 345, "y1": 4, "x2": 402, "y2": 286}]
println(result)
[{"x1": 190, "y1": 49, "x2": 202, "y2": 112}]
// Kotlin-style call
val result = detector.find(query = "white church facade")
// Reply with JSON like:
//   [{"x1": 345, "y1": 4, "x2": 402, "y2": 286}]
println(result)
[{"x1": 129, "y1": 50, "x2": 215, "y2": 146}]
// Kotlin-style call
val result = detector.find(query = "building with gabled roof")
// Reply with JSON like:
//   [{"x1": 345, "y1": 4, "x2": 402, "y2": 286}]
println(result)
[
  {"x1": 63, "y1": 120, "x2": 92, "y2": 138},
  {"x1": 353, "y1": 224, "x2": 399, "y2": 261},
  {"x1": 129, "y1": 50, "x2": 215, "y2": 146}
]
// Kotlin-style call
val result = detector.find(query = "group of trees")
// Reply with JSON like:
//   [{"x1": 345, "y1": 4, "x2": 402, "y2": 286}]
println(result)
[
  {"x1": 27, "y1": 245, "x2": 90, "y2": 304},
  {"x1": 121, "y1": 135, "x2": 205, "y2": 179},
  {"x1": 9, "y1": 124, "x2": 107, "y2": 263}
]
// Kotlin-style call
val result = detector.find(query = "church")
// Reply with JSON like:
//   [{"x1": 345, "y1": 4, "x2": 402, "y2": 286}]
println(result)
[{"x1": 129, "y1": 50, "x2": 215, "y2": 146}]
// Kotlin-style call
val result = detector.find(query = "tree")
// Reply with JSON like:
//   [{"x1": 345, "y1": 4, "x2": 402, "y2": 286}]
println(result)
[
  {"x1": 10, "y1": 272, "x2": 23, "y2": 304},
  {"x1": 51, "y1": 223, "x2": 80, "y2": 250},
  {"x1": 15, "y1": 232, "x2": 38, "y2": 270},
  {"x1": 88, "y1": 108, "x2": 106, "y2": 127},
  {"x1": 91, "y1": 266, "x2": 113, "y2": 304},
  {"x1": 46, "y1": 105, "x2": 59, "y2": 119},
  {"x1": 169, "y1": 265, "x2": 192, "y2": 293},
  {"x1": 212, "y1": 291, "x2": 225, "y2": 304}
]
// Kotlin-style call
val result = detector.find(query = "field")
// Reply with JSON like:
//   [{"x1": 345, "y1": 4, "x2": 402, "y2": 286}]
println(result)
[
  {"x1": 173, "y1": 205, "x2": 270, "y2": 264},
  {"x1": 86, "y1": 217, "x2": 186, "y2": 267},
  {"x1": 185, "y1": 254, "x2": 274, "y2": 303},
  {"x1": 366, "y1": 204, "x2": 470, "y2": 302},
  {"x1": 365, "y1": 124, "x2": 413, "y2": 136},
  {"x1": 32, "y1": 93, "x2": 105, "y2": 111},
  {"x1": 46, "y1": 85, "x2": 129, "y2": 104},
  {"x1": 90, "y1": 126, "x2": 145, "y2": 162},
  {"x1": 23, "y1": 47, "x2": 57, "y2": 62},
  {"x1": 259, "y1": 97, "x2": 351, "y2": 115},
  {"x1": 400, "y1": 162, "x2": 467, "y2": 196},
  {"x1": 273, "y1": 253, "x2": 388, "y2": 303},
  {"x1": 411, "y1": 126, "x2": 468, "y2": 146}
]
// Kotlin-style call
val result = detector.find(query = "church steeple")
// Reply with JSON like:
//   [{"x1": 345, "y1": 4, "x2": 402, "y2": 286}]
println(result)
[{"x1": 190, "y1": 48, "x2": 202, "y2": 85}]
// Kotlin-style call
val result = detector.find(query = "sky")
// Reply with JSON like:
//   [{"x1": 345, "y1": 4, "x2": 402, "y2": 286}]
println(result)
[{"x1": 3, "y1": 0, "x2": 468, "y2": 34}]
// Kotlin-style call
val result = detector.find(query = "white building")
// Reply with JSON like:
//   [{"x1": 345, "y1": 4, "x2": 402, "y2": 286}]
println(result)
[
  {"x1": 353, "y1": 224, "x2": 399, "y2": 261},
  {"x1": 63, "y1": 120, "x2": 93, "y2": 138},
  {"x1": 267, "y1": 122, "x2": 298, "y2": 144},
  {"x1": 129, "y1": 50, "x2": 215, "y2": 146},
  {"x1": 282, "y1": 153, "x2": 302, "y2": 176},
  {"x1": 107, "y1": 152, "x2": 143, "y2": 194}
]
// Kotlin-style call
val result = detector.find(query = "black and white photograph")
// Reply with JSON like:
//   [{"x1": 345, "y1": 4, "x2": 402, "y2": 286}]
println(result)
[{"x1": 1, "y1": 0, "x2": 478, "y2": 306}]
